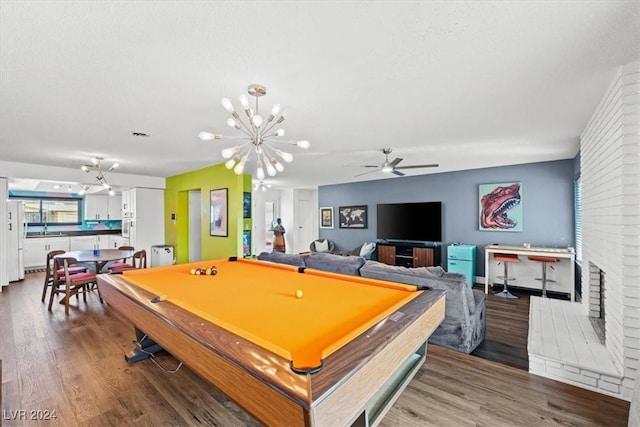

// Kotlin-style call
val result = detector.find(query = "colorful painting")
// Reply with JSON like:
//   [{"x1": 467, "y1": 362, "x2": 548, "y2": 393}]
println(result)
[
  {"x1": 243, "y1": 192, "x2": 251, "y2": 218},
  {"x1": 243, "y1": 230, "x2": 251, "y2": 257},
  {"x1": 210, "y1": 188, "x2": 228, "y2": 236},
  {"x1": 478, "y1": 182, "x2": 523, "y2": 232},
  {"x1": 319, "y1": 207, "x2": 334, "y2": 229},
  {"x1": 339, "y1": 205, "x2": 368, "y2": 229}
]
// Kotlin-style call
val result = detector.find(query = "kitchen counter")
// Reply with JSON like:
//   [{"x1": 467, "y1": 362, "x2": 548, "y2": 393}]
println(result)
[{"x1": 26, "y1": 230, "x2": 122, "y2": 238}]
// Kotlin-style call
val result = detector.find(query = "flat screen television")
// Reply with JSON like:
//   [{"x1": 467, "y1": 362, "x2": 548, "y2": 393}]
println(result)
[{"x1": 377, "y1": 202, "x2": 442, "y2": 242}]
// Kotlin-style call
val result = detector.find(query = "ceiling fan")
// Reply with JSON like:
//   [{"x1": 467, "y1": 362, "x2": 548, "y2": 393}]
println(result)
[{"x1": 356, "y1": 148, "x2": 439, "y2": 177}]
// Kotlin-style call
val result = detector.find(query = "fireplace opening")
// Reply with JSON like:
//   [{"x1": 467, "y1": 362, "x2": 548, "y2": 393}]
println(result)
[{"x1": 588, "y1": 262, "x2": 605, "y2": 345}]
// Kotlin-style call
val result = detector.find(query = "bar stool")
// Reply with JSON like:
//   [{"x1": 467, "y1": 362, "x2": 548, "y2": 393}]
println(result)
[
  {"x1": 528, "y1": 256, "x2": 558, "y2": 297},
  {"x1": 494, "y1": 253, "x2": 519, "y2": 299}
]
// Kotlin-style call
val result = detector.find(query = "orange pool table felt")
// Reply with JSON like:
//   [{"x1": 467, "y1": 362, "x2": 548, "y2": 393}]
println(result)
[{"x1": 122, "y1": 258, "x2": 420, "y2": 371}]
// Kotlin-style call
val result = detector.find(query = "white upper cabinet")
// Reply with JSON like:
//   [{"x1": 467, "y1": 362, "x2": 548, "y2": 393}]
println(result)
[{"x1": 85, "y1": 194, "x2": 122, "y2": 220}]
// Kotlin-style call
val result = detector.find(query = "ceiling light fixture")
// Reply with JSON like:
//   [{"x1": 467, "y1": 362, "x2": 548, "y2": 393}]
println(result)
[
  {"x1": 199, "y1": 84, "x2": 310, "y2": 179},
  {"x1": 80, "y1": 156, "x2": 118, "y2": 196},
  {"x1": 254, "y1": 181, "x2": 272, "y2": 192}
]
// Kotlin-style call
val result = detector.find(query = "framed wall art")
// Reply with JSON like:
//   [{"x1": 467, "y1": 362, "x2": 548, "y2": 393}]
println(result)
[
  {"x1": 210, "y1": 188, "x2": 228, "y2": 236},
  {"x1": 243, "y1": 192, "x2": 251, "y2": 218},
  {"x1": 319, "y1": 207, "x2": 334, "y2": 229},
  {"x1": 478, "y1": 182, "x2": 523, "y2": 232},
  {"x1": 339, "y1": 205, "x2": 368, "y2": 229}
]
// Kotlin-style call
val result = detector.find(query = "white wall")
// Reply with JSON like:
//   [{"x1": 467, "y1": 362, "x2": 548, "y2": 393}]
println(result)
[
  {"x1": 580, "y1": 60, "x2": 640, "y2": 400},
  {"x1": 0, "y1": 160, "x2": 165, "y2": 190},
  {"x1": 0, "y1": 178, "x2": 8, "y2": 290}
]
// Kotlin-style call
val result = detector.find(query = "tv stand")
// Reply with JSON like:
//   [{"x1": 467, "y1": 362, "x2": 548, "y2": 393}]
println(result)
[{"x1": 376, "y1": 241, "x2": 442, "y2": 268}]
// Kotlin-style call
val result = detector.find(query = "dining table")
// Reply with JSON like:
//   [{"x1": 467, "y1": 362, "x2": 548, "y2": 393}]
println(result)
[{"x1": 54, "y1": 249, "x2": 135, "y2": 273}]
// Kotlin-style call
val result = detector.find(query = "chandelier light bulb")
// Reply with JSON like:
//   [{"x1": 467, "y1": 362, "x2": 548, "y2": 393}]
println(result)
[
  {"x1": 102, "y1": 182, "x2": 110, "y2": 189},
  {"x1": 91, "y1": 157, "x2": 99, "y2": 165},
  {"x1": 221, "y1": 146, "x2": 239, "y2": 159},
  {"x1": 234, "y1": 158, "x2": 247, "y2": 174},
  {"x1": 276, "y1": 149, "x2": 293, "y2": 163},
  {"x1": 252, "y1": 115, "x2": 263, "y2": 128},
  {"x1": 221, "y1": 98, "x2": 234, "y2": 113},
  {"x1": 271, "y1": 104, "x2": 281, "y2": 117},
  {"x1": 275, "y1": 128, "x2": 285, "y2": 137},
  {"x1": 108, "y1": 189, "x2": 115, "y2": 196},
  {"x1": 265, "y1": 161, "x2": 277, "y2": 176},
  {"x1": 81, "y1": 165, "x2": 89, "y2": 172},
  {"x1": 239, "y1": 94, "x2": 249, "y2": 110},
  {"x1": 199, "y1": 132, "x2": 222, "y2": 141},
  {"x1": 226, "y1": 118, "x2": 238, "y2": 129},
  {"x1": 256, "y1": 160, "x2": 265, "y2": 180},
  {"x1": 109, "y1": 162, "x2": 119, "y2": 171},
  {"x1": 225, "y1": 157, "x2": 238, "y2": 169},
  {"x1": 271, "y1": 158, "x2": 285, "y2": 172},
  {"x1": 296, "y1": 140, "x2": 310, "y2": 149}
]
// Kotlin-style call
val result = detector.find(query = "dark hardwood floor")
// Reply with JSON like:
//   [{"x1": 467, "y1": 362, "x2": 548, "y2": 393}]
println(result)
[{"x1": 0, "y1": 273, "x2": 630, "y2": 426}]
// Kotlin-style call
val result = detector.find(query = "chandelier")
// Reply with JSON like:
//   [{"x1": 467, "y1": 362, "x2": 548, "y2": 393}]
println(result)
[
  {"x1": 199, "y1": 84, "x2": 310, "y2": 179},
  {"x1": 254, "y1": 181, "x2": 272, "y2": 192},
  {"x1": 80, "y1": 156, "x2": 119, "y2": 196}
]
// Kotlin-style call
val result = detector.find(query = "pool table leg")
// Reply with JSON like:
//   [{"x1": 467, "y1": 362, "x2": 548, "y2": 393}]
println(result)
[{"x1": 125, "y1": 327, "x2": 165, "y2": 363}]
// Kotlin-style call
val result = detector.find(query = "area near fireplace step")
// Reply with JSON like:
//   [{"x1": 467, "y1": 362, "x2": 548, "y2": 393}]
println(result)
[{"x1": 528, "y1": 297, "x2": 624, "y2": 399}]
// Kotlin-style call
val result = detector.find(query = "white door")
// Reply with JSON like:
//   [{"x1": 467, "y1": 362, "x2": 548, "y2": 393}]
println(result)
[
  {"x1": 188, "y1": 191, "x2": 201, "y2": 262},
  {"x1": 295, "y1": 199, "x2": 313, "y2": 254}
]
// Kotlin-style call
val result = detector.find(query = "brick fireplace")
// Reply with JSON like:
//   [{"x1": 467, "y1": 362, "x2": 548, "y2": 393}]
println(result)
[
  {"x1": 579, "y1": 61, "x2": 640, "y2": 400},
  {"x1": 588, "y1": 262, "x2": 606, "y2": 345}
]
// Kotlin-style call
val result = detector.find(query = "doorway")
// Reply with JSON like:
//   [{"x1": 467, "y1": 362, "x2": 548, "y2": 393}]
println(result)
[{"x1": 188, "y1": 190, "x2": 201, "y2": 262}]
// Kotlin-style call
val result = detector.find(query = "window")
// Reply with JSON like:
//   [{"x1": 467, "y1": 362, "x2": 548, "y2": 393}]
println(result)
[
  {"x1": 574, "y1": 177, "x2": 582, "y2": 262},
  {"x1": 16, "y1": 197, "x2": 82, "y2": 225}
]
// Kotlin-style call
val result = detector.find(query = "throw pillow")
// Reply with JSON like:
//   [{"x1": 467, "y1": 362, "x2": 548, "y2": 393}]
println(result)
[
  {"x1": 359, "y1": 242, "x2": 375, "y2": 257},
  {"x1": 314, "y1": 239, "x2": 329, "y2": 252}
]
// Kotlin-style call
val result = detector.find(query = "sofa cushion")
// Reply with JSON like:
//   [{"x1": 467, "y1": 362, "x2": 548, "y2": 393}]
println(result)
[
  {"x1": 304, "y1": 252, "x2": 366, "y2": 276},
  {"x1": 359, "y1": 242, "x2": 376, "y2": 258},
  {"x1": 360, "y1": 261, "x2": 475, "y2": 315},
  {"x1": 257, "y1": 251, "x2": 307, "y2": 267}
]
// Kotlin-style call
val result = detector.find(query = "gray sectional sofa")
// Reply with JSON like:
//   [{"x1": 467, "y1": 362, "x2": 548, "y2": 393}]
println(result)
[{"x1": 256, "y1": 251, "x2": 486, "y2": 354}]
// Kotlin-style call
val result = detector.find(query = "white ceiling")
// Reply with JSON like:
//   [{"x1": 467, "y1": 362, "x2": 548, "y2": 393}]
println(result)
[{"x1": 1, "y1": 1, "x2": 639, "y2": 191}]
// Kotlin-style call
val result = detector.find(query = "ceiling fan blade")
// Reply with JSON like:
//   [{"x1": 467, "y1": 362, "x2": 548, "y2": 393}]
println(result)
[
  {"x1": 389, "y1": 157, "x2": 403, "y2": 167},
  {"x1": 395, "y1": 163, "x2": 439, "y2": 170},
  {"x1": 392, "y1": 170, "x2": 405, "y2": 177},
  {"x1": 355, "y1": 169, "x2": 380, "y2": 177},
  {"x1": 361, "y1": 165, "x2": 379, "y2": 168}
]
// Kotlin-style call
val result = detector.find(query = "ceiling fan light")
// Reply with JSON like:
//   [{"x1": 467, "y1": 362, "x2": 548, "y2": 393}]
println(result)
[{"x1": 382, "y1": 165, "x2": 393, "y2": 173}]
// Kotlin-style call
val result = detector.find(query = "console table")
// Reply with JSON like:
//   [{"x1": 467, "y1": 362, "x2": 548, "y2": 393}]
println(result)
[
  {"x1": 484, "y1": 245, "x2": 575, "y2": 301},
  {"x1": 377, "y1": 241, "x2": 441, "y2": 268}
]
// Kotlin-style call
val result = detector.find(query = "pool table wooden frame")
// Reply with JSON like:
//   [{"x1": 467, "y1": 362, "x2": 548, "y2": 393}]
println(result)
[{"x1": 97, "y1": 268, "x2": 445, "y2": 427}]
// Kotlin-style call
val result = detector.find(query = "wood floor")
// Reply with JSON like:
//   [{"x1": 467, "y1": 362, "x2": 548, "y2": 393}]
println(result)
[{"x1": 0, "y1": 274, "x2": 630, "y2": 426}]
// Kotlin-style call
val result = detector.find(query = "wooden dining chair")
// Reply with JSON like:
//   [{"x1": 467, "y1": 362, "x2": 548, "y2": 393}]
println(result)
[
  {"x1": 106, "y1": 246, "x2": 136, "y2": 271},
  {"x1": 109, "y1": 250, "x2": 147, "y2": 274},
  {"x1": 41, "y1": 249, "x2": 88, "y2": 303},
  {"x1": 49, "y1": 257, "x2": 97, "y2": 315}
]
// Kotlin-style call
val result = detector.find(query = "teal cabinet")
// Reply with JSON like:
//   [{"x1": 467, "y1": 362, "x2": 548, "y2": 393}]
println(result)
[{"x1": 447, "y1": 244, "x2": 477, "y2": 288}]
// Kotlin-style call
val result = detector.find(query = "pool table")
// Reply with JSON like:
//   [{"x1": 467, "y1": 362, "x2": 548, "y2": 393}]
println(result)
[{"x1": 97, "y1": 257, "x2": 445, "y2": 427}]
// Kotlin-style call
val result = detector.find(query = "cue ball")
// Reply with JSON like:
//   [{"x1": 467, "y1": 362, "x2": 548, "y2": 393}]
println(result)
[{"x1": 295, "y1": 290, "x2": 303, "y2": 298}]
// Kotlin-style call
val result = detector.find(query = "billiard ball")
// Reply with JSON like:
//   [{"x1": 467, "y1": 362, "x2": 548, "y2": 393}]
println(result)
[
  {"x1": 190, "y1": 268, "x2": 196, "y2": 275},
  {"x1": 211, "y1": 268, "x2": 217, "y2": 275},
  {"x1": 295, "y1": 289, "x2": 303, "y2": 299}
]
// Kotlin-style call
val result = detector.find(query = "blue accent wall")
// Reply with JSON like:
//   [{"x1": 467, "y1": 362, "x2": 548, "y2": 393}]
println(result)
[{"x1": 319, "y1": 159, "x2": 575, "y2": 276}]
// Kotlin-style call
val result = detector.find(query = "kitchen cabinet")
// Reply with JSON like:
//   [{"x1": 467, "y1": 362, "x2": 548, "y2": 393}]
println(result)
[
  {"x1": 69, "y1": 235, "x2": 111, "y2": 251},
  {"x1": 108, "y1": 194, "x2": 122, "y2": 220},
  {"x1": 108, "y1": 235, "x2": 129, "y2": 249},
  {"x1": 85, "y1": 194, "x2": 122, "y2": 220},
  {"x1": 24, "y1": 237, "x2": 69, "y2": 269}
]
